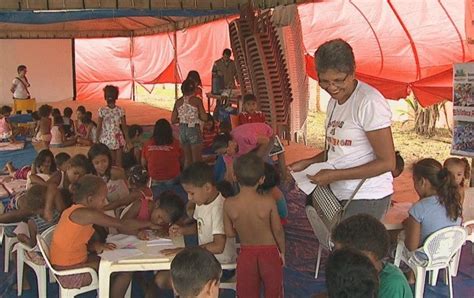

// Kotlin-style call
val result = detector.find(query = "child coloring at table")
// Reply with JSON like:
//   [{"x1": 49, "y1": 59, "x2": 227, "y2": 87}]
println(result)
[
  {"x1": 97, "y1": 85, "x2": 130, "y2": 167},
  {"x1": 223, "y1": 153, "x2": 285, "y2": 297},
  {"x1": 403, "y1": 158, "x2": 462, "y2": 283},
  {"x1": 43, "y1": 154, "x2": 92, "y2": 221},
  {"x1": 170, "y1": 247, "x2": 222, "y2": 298},
  {"x1": 444, "y1": 157, "x2": 471, "y2": 205},
  {"x1": 120, "y1": 166, "x2": 184, "y2": 238},
  {"x1": 49, "y1": 175, "x2": 152, "y2": 294},
  {"x1": 154, "y1": 162, "x2": 236, "y2": 291}
]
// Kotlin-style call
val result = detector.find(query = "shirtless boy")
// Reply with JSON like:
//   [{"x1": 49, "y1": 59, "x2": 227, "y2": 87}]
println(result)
[{"x1": 223, "y1": 153, "x2": 285, "y2": 298}]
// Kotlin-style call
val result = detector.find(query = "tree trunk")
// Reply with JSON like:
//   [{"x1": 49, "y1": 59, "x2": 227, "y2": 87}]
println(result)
[{"x1": 414, "y1": 103, "x2": 440, "y2": 137}]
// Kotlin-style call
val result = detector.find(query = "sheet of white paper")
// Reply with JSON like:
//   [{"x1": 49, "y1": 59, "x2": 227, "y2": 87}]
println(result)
[
  {"x1": 291, "y1": 162, "x2": 336, "y2": 195},
  {"x1": 147, "y1": 238, "x2": 174, "y2": 246},
  {"x1": 106, "y1": 234, "x2": 140, "y2": 249},
  {"x1": 100, "y1": 248, "x2": 143, "y2": 262}
]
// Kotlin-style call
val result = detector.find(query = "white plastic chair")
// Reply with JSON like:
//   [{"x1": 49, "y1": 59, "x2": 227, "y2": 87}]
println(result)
[
  {"x1": 428, "y1": 219, "x2": 474, "y2": 285},
  {"x1": 305, "y1": 205, "x2": 331, "y2": 279},
  {"x1": 36, "y1": 233, "x2": 99, "y2": 297},
  {"x1": 16, "y1": 225, "x2": 56, "y2": 297},
  {"x1": 0, "y1": 222, "x2": 20, "y2": 272},
  {"x1": 394, "y1": 226, "x2": 467, "y2": 298},
  {"x1": 463, "y1": 219, "x2": 474, "y2": 244}
]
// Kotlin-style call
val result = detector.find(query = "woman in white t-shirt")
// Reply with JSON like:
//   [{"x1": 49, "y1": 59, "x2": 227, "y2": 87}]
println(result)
[
  {"x1": 290, "y1": 39, "x2": 396, "y2": 220},
  {"x1": 11, "y1": 65, "x2": 31, "y2": 100}
]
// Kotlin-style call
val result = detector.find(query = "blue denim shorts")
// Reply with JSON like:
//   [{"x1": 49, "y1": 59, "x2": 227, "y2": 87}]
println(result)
[{"x1": 179, "y1": 124, "x2": 202, "y2": 145}]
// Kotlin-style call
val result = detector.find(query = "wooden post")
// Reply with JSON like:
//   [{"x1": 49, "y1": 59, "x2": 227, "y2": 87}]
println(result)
[
  {"x1": 174, "y1": 27, "x2": 178, "y2": 100},
  {"x1": 315, "y1": 83, "x2": 321, "y2": 112}
]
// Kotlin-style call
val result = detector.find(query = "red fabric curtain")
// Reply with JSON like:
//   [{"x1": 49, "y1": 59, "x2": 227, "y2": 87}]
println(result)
[
  {"x1": 299, "y1": 0, "x2": 472, "y2": 106},
  {"x1": 75, "y1": 1, "x2": 473, "y2": 106}
]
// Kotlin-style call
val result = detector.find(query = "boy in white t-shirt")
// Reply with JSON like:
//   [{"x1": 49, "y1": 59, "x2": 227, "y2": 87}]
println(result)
[{"x1": 153, "y1": 162, "x2": 236, "y2": 292}]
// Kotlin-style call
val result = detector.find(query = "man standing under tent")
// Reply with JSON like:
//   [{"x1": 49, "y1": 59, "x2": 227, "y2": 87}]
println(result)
[
  {"x1": 11, "y1": 65, "x2": 33, "y2": 114},
  {"x1": 212, "y1": 49, "x2": 239, "y2": 89}
]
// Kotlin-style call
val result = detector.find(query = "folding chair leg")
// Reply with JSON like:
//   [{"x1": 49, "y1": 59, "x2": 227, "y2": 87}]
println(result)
[
  {"x1": 414, "y1": 267, "x2": 426, "y2": 298},
  {"x1": 0, "y1": 227, "x2": 4, "y2": 246},
  {"x1": 17, "y1": 250, "x2": 24, "y2": 296},
  {"x1": 315, "y1": 245, "x2": 323, "y2": 279}
]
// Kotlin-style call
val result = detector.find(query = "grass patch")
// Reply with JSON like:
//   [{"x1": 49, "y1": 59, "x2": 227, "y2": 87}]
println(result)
[
  {"x1": 135, "y1": 84, "x2": 177, "y2": 111},
  {"x1": 134, "y1": 85, "x2": 453, "y2": 165}
]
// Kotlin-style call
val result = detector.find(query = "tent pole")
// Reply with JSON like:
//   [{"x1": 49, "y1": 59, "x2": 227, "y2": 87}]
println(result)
[
  {"x1": 174, "y1": 27, "x2": 178, "y2": 100},
  {"x1": 130, "y1": 34, "x2": 136, "y2": 101},
  {"x1": 71, "y1": 38, "x2": 77, "y2": 101}
]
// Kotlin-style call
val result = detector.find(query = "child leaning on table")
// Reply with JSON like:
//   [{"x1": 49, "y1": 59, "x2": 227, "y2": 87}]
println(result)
[
  {"x1": 49, "y1": 175, "x2": 153, "y2": 296},
  {"x1": 170, "y1": 247, "x2": 222, "y2": 298},
  {"x1": 154, "y1": 162, "x2": 237, "y2": 291},
  {"x1": 119, "y1": 165, "x2": 185, "y2": 238},
  {"x1": 224, "y1": 153, "x2": 285, "y2": 297}
]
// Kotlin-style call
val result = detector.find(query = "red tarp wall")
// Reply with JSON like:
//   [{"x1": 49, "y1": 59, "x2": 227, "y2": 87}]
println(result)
[
  {"x1": 76, "y1": 1, "x2": 474, "y2": 106},
  {"x1": 75, "y1": 18, "x2": 233, "y2": 101}
]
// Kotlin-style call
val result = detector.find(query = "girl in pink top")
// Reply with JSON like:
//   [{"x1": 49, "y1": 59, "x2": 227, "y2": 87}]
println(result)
[{"x1": 120, "y1": 165, "x2": 185, "y2": 239}]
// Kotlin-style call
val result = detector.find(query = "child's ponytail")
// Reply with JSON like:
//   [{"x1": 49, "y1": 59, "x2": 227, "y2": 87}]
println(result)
[{"x1": 436, "y1": 167, "x2": 462, "y2": 221}]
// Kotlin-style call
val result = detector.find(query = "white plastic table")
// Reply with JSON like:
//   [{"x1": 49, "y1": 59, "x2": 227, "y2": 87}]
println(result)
[
  {"x1": 98, "y1": 235, "x2": 184, "y2": 298},
  {"x1": 382, "y1": 202, "x2": 412, "y2": 230}
]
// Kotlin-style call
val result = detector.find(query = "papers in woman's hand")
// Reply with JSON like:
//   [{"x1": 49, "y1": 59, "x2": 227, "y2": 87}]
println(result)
[{"x1": 290, "y1": 162, "x2": 335, "y2": 195}]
